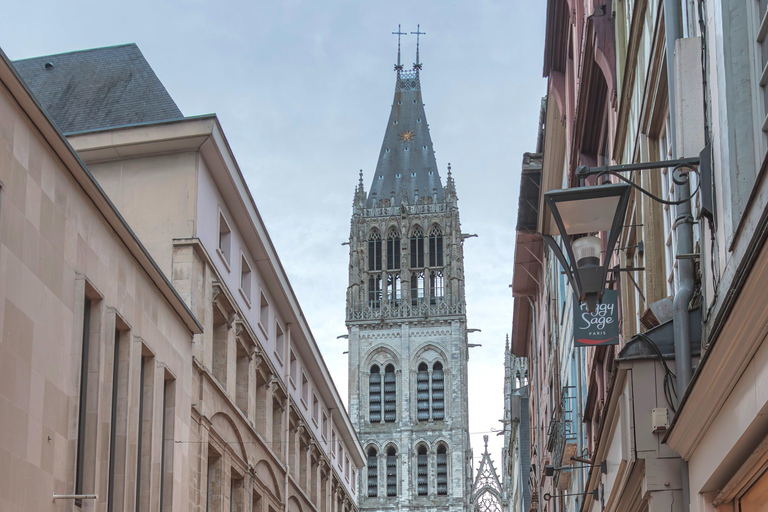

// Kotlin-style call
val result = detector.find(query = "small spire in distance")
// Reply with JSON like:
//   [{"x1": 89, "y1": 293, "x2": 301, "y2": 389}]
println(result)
[
  {"x1": 392, "y1": 24, "x2": 407, "y2": 72},
  {"x1": 412, "y1": 24, "x2": 425, "y2": 70},
  {"x1": 358, "y1": 169, "x2": 364, "y2": 189}
]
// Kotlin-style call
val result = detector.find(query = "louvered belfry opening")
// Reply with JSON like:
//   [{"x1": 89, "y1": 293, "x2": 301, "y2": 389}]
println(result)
[
  {"x1": 369, "y1": 365, "x2": 382, "y2": 423},
  {"x1": 367, "y1": 448, "x2": 378, "y2": 497},
  {"x1": 417, "y1": 363, "x2": 430, "y2": 421},
  {"x1": 432, "y1": 362, "x2": 445, "y2": 420},
  {"x1": 417, "y1": 445, "x2": 429, "y2": 496},
  {"x1": 383, "y1": 364, "x2": 397, "y2": 422},
  {"x1": 437, "y1": 444, "x2": 448, "y2": 495},
  {"x1": 386, "y1": 447, "x2": 397, "y2": 496}
]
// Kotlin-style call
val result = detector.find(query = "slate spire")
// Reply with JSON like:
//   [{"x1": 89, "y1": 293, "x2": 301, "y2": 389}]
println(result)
[{"x1": 367, "y1": 31, "x2": 443, "y2": 208}]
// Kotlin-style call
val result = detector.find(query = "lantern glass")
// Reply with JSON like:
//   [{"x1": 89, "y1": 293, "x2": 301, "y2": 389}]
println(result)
[
  {"x1": 572, "y1": 236, "x2": 602, "y2": 268},
  {"x1": 552, "y1": 195, "x2": 622, "y2": 235}
]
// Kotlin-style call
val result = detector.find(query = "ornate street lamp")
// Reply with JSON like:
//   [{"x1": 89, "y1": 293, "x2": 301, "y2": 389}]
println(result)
[
  {"x1": 542, "y1": 156, "x2": 704, "y2": 313},
  {"x1": 543, "y1": 183, "x2": 631, "y2": 312}
]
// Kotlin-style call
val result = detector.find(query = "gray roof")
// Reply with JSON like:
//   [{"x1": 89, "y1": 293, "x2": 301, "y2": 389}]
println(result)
[
  {"x1": 367, "y1": 69, "x2": 443, "y2": 207},
  {"x1": 13, "y1": 43, "x2": 183, "y2": 134}
]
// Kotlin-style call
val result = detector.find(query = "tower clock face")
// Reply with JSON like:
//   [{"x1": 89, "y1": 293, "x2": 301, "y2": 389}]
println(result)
[{"x1": 399, "y1": 130, "x2": 415, "y2": 142}]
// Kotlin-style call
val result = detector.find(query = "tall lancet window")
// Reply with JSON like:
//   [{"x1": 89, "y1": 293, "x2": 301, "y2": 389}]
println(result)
[
  {"x1": 369, "y1": 365, "x2": 382, "y2": 423},
  {"x1": 417, "y1": 445, "x2": 428, "y2": 496},
  {"x1": 431, "y1": 362, "x2": 445, "y2": 420},
  {"x1": 387, "y1": 230, "x2": 401, "y2": 270},
  {"x1": 383, "y1": 364, "x2": 397, "y2": 422},
  {"x1": 410, "y1": 228, "x2": 424, "y2": 268},
  {"x1": 429, "y1": 270, "x2": 444, "y2": 305},
  {"x1": 367, "y1": 448, "x2": 378, "y2": 497},
  {"x1": 386, "y1": 448, "x2": 398, "y2": 497},
  {"x1": 369, "y1": 276, "x2": 382, "y2": 309},
  {"x1": 417, "y1": 363, "x2": 430, "y2": 422},
  {"x1": 429, "y1": 226, "x2": 444, "y2": 267},
  {"x1": 436, "y1": 445, "x2": 448, "y2": 495},
  {"x1": 411, "y1": 271, "x2": 425, "y2": 306},
  {"x1": 368, "y1": 231, "x2": 382, "y2": 271},
  {"x1": 387, "y1": 273, "x2": 401, "y2": 307}
]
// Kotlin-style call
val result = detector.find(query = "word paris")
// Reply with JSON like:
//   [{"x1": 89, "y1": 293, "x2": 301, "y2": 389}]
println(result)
[{"x1": 574, "y1": 290, "x2": 619, "y2": 347}]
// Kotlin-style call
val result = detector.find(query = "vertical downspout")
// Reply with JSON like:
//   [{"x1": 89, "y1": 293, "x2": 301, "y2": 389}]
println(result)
[
  {"x1": 527, "y1": 296, "x2": 539, "y2": 504},
  {"x1": 664, "y1": 1, "x2": 693, "y2": 511}
]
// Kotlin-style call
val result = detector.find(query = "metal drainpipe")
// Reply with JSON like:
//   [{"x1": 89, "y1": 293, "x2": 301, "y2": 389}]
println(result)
[
  {"x1": 526, "y1": 296, "x2": 540, "y2": 504},
  {"x1": 664, "y1": 0, "x2": 694, "y2": 511},
  {"x1": 575, "y1": 348, "x2": 584, "y2": 507}
]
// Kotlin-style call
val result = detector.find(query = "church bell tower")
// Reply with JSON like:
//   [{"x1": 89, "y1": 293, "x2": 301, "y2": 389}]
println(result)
[{"x1": 346, "y1": 27, "x2": 472, "y2": 512}]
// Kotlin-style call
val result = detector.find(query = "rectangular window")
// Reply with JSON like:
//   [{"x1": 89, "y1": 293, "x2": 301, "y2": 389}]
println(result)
[
  {"x1": 240, "y1": 255, "x2": 252, "y2": 302},
  {"x1": 75, "y1": 297, "x2": 92, "y2": 502},
  {"x1": 368, "y1": 275, "x2": 382, "y2": 309},
  {"x1": 218, "y1": 211, "x2": 232, "y2": 265},
  {"x1": 289, "y1": 350, "x2": 297, "y2": 387},
  {"x1": 160, "y1": 377, "x2": 176, "y2": 512},
  {"x1": 387, "y1": 273, "x2": 401, "y2": 307},
  {"x1": 136, "y1": 355, "x2": 155, "y2": 512},
  {"x1": 206, "y1": 448, "x2": 221, "y2": 512},
  {"x1": 275, "y1": 322, "x2": 284, "y2": 362},
  {"x1": 301, "y1": 373, "x2": 309, "y2": 406},
  {"x1": 322, "y1": 411, "x2": 328, "y2": 440},
  {"x1": 259, "y1": 291, "x2": 269, "y2": 335},
  {"x1": 312, "y1": 393, "x2": 319, "y2": 424},
  {"x1": 331, "y1": 431, "x2": 337, "y2": 458},
  {"x1": 387, "y1": 236, "x2": 400, "y2": 270},
  {"x1": 108, "y1": 328, "x2": 121, "y2": 512}
]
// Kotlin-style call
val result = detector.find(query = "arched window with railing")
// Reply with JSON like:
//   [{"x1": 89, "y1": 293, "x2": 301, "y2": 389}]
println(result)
[
  {"x1": 383, "y1": 364, "x2": 397, "y2": 422},
  {"x1": 367, "y1": 447, "x2": 378, "y2": 497},
  {"x1": 369, "y1": 365, "x2": 381, "y2": 423},
  {"x1": 386, "y1": 447, "x2": 398, "y2": 497},
  {"x1": 431, "y1": 362, "x2": 445, "y2": 420},
  {"x1": 429, "y1": 270, "x2": 444, "y2": 304},
  {"x1": 417, "y1": 445, "x2": 428, "y2": 496},
  {"x1": 410, "y1": 228, "x2": 424, "y2": 268},
  {"x1": 429, "y1": 226, "x2": 443, "y2": 267},
  {"x1": 411, "y1": 271, "x2": 425, "y2": 306},
  {"x1": 417, "y1": 363, "x2": 430, "y2": 422},
  {"x1": 436, "y1": 444, "x2": 448, "y2": 495}
]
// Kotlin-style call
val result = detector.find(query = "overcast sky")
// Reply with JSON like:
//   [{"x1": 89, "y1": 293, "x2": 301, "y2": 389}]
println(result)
[{"x1": 2, "y1": 0, "x2": 546, "y2": 470}]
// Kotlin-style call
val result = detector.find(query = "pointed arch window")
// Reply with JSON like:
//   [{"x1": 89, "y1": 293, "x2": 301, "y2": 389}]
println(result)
[
  {"x1": 429, "y1": 270, "x2": 444, "y2": 305},
  {"x1": 369, "y1": 366, "x2": 382, "y2": 423},
  {"x1": 411, "y1": 271, "x2": 425, "y2": 306},
  {"x1": 367, "y1": 448, "x2": 378, "y2": 497},
  {"x1": 410, "y1": 228, "x2": 424, "y2": 268},
  {"x1": 429, "y1": 226, "x2": 443, "y2": 267},
  {"x1": 386, "y1": 447, "x2": 397, "y2": 497},
  {"x1": 368, "y1": 231, "x2": 382, "y2": 271},
  {"x1": 387, "y1": 231, "x2": 401, "y2": 270},
  {"x1": 417, "y1": 363, "x2": 430, "y2": 422},
  {"x1": 431, "y1": 362, "x2": 445, "y2": 420},
  {"x1": 368, "y1": 275, "x2": 382, "y2": 309},
  {"x1": 387, "y1": 273, "x2": 401, "y2": 307},
  {"x1": 417, "y1": 445, "x2": 428, "y2": 496},
  {"x1": 383, "y1": 364, "x2": 397, "y2": 423},
  {"x1": 436, "y1": 445, "x2": 448, "y2": 495}
]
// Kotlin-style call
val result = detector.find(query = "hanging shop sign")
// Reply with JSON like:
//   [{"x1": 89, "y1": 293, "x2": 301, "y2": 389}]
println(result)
[{"x1": 574, "y1": 289, "x2": 619, "y2": 347}]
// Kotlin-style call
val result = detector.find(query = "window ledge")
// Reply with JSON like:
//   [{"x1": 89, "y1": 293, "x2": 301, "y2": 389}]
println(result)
[
  {"x1": 301, "y1": 398, "x2": 308, "y2": 410},
  {"x1": 273, "y1": 349, "x2": 283, "y2": 366},
  {"x1": 289, "y1": 377, "x2": 296, "y2": 389},
  {"x1": 216, "y1": 248, "x2": 231, "y2": 272},
  {"x1": 238, "y1": 288, "x2": 252, "y2": 308},
  {"x1": 312, "y1": 417, "x2": 319, "y2": 428}
]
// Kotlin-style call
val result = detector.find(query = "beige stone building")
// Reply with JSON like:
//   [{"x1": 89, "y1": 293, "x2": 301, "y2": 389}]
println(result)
[{"x1": 2, "y1": 43, "x2": 363, "y2": 512}]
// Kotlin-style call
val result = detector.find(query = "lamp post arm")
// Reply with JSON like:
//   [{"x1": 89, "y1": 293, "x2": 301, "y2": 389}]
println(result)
[{"x1": 577, "y1": 161, "x2": 700, "y2": 206}]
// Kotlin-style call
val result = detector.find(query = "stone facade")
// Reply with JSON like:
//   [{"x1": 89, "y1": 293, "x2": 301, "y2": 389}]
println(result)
[
  {"x1": 0, "y1": 44, "x2": 364, "y2": 512},
  {"x1": 346, "y1": 64, "x2": 472, "y2": 512}
]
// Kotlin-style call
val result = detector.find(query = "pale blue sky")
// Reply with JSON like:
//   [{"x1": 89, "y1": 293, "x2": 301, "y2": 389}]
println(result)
[{"x1": 2, "y1": 0, "x2": 547, "y2": 468}]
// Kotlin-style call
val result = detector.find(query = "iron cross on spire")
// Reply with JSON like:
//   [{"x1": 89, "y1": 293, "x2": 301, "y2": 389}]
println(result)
[
  {"x1": 411, "y1": 24, "x2": 425, "y2": 69},
  {"x1": 392, "y1": 24, "x2": 407, "y2": 71}
]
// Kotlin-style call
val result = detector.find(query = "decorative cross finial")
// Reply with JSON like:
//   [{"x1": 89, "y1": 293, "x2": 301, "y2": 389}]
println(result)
[
  {"x1": 483, "y1": 435, "x2": 489, "y2": 450},
  {"x1": 447, "y1": 162, "x2": 452, "y2": 178},
  {"x1": 411, "y1": 24, "x2": 425, "y2": 69},
  {"x1": 392, "y1": 24, "x2": 407, "y2": 72},
  {"x1": 359, "y1": 169, "x2": 364, "y2": 187}
]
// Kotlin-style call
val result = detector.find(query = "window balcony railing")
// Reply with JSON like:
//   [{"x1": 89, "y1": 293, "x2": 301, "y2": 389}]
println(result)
[{"x1": 347, "y1": 299, "x2": 464, "y2": 321}]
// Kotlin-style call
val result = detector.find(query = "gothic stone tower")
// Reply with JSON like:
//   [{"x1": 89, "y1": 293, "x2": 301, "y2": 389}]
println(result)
[{"x1": 346, "y1": 45, "x2": 472, "y2": 512}]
